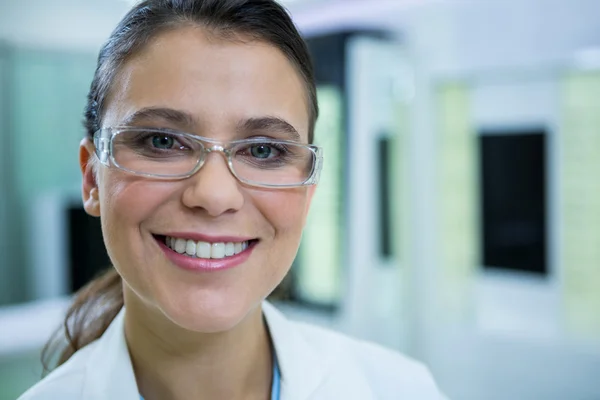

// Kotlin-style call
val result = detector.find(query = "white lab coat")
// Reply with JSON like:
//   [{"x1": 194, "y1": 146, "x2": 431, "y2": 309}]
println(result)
[{"x1": 18, "y1": 302, "x2": 447, "y2": 399}]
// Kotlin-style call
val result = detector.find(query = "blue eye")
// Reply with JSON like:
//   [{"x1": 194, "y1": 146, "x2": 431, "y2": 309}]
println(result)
[
  {"x1": 250, "y1": 144, "x2": 275, "y2": 159},
  {"x1": 151, "y1": 135, "x2": 175, "y2": 149}
]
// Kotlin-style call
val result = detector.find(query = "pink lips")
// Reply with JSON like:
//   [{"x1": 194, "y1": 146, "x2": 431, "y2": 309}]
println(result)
[{"x1": 156, "y1": 236, "x2": 256, "y2": 273}]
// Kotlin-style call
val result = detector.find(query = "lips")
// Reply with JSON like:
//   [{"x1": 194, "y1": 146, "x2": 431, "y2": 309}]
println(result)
[{"x1": 153, "y1": 234, "x2": 258, "y2": 273}]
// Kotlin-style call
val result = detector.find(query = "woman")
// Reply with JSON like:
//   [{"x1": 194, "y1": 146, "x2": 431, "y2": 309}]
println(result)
[{"x1": 20, "y1": 0, "x2": 446, "y2": 399}]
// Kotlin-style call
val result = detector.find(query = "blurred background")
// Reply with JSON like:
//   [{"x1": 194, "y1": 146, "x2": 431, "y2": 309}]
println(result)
[{"x1": 1, "y1": 0, "x2": 600, "y2": 398}]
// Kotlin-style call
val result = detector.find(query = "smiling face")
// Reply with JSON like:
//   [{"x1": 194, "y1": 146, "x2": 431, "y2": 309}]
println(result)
[{"x1": 80, "y1": 27, "x2": 315, "y2": 333}]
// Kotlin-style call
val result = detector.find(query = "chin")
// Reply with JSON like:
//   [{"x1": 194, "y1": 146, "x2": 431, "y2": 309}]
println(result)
[{"x1": 159, "y1": 292, "x2": 261, "y2": 334}]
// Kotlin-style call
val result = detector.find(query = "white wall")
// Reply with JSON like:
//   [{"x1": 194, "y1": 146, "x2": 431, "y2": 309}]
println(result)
[
  {"x1": 292, "y1": 1, "x2": 600, "y2": 398},
  {"x1": 401, "y1": 1, "x2": 600, "y2": 399}
]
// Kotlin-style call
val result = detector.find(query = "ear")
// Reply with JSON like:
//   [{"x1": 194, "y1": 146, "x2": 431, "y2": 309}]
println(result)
[{"x1": 80, "y1": 138, "x2": 101, "y2": 217}]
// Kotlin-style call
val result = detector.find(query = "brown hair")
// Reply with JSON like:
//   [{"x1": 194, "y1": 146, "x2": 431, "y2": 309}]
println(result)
[{"x1": 42, "y1": 0, "x2": 317, "y2": 374}]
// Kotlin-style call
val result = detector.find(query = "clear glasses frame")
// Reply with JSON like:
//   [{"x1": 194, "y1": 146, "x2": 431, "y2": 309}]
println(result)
[{"x1": 93, "y1": 127, "x2": 324, "y2": 188}]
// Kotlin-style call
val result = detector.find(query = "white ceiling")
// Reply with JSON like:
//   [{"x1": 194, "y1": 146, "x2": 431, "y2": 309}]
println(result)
[
  {"x1": 0, "y1": 0, "x2": 425, "y2": 51},
  {"x1": 2, "y1": 0, "x2": 600, "y2": 71}
]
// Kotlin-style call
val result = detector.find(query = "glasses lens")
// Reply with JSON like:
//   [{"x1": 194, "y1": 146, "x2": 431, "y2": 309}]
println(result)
[
  {"x1": 231, "y1": 141, "x2": 315, "y2": 185},
  {"x1": 111, "y1": 130, "x2": 202, "y2": 176}
]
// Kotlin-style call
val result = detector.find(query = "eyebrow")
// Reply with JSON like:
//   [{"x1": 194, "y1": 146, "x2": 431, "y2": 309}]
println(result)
[
  {"x1": 120, "y1": 107, "x2": 197, "y2": 129},
  {"x1": 120, "y1": 107, "x2": 301, "y2": 141},
  {"x1": 239, "y1": 117, "x2": 301, "y2": 142}
]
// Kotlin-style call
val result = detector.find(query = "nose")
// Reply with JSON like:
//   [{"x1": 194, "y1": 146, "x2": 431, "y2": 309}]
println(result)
[{"x1": 181, "y1": 152, "x2": 244, "y2": 216}]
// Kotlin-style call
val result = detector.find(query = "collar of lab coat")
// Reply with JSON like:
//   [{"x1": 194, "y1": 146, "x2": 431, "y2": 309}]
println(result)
[{"x1": 80, "y1": 301, "x2": 331, "y2": 400}]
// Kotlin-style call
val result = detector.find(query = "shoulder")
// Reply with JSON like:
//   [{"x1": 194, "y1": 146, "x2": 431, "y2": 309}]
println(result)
[
  {"x1": 17, "y1": 343, "x2": 96, "y2": 400},
  {"x1": 293, "y1": 321, "x2": 447, "y2": 399},
  {"x1": 20, "y1": 309, "x2": 140, "y2": 400}
]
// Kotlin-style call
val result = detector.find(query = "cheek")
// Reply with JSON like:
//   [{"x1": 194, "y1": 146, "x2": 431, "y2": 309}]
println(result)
[
  {"x1": 245, "y1": 189, "x2": 310, "y2": 296},
  {"x1": 101, "y1": 171, "x2": 173, "y2": 219},
  {"x1": 98, "y1": 173, "x2": 173, "y2": 262},
  {"x1": 252, "y1": 188, "x2": 310, "y2": 243},
  {"x1": 102, "y1": 180, "x2": 151, "y2": 229}
]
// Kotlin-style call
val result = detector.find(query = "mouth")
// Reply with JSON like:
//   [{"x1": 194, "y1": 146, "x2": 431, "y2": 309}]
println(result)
[{"x1": 155, "y1": 235, "x2": 259, "y2": 260}]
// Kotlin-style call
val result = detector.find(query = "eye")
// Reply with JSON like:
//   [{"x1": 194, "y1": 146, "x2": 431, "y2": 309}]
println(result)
[
  {"x1": 151, "y1": 135, "x2": 176, "y2": 149},
  {"x1": 250, "y1": 144, "x2": 278, "y2": 159},
  {"x1": 115, "y1": 130, "x2": 197, "y2": 159}
]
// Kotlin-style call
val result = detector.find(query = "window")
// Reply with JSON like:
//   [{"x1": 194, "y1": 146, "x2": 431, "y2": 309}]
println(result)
[{"x1": 479, "y1": 130, "x2": 547, "y2": 274}]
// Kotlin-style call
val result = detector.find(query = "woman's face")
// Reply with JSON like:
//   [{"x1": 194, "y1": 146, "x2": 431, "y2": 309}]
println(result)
[{"x1": 81, "y1": 27, "x2": 315, "y2": 332}]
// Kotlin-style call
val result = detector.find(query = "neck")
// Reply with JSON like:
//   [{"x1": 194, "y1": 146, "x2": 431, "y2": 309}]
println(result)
[{"x1": 123, "y1": 289, "x2": 273, "y2": 400}]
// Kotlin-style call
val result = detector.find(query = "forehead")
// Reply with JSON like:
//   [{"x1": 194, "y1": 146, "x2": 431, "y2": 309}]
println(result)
[{"x1": 103, "y1": 27, "x2": 309, "y2": 141}]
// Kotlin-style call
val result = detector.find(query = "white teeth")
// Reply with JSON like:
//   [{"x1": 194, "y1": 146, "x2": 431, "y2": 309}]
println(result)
[
  {"x1": 185, "y1": 240, "x2": 196, "y2": 256},
  {"x1": 196, "y1": 241, "x2": 211, "y2": 258},
  {"x1": 165, "y1": 236, "x2": 251, "y2": 259},
  {"x1": 211, "y1": 243, "x2": 225, "y2": 259},
  {"x1": 175, "y1": 238, "x2": 186, "y2": 254},
  {"x1": 225, "y1": 242, "x2": 235, "y2": 256}
]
